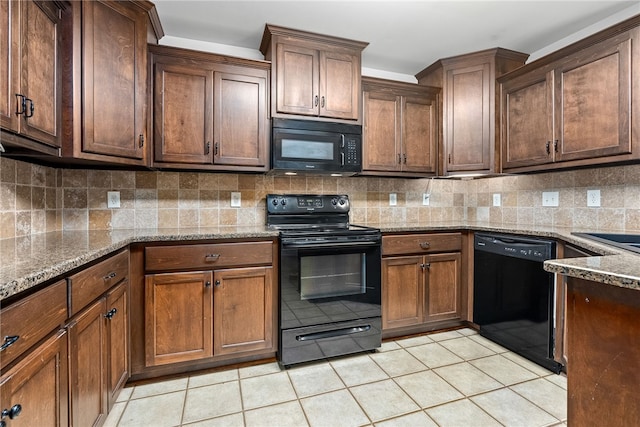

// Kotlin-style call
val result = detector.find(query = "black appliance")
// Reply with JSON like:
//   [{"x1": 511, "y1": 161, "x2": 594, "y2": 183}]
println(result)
[
  {"x1": 473, "y1": 232, "x2": 562, "y2": 373},
  {"x1": 267, "y1": 194, "x2": 381, "y2": 367},
  {"x1": 270, "y1": 118, "x2": 362, "y2": 176}
]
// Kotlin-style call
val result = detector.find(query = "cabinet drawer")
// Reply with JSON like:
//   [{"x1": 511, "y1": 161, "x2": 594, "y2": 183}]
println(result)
[
  {"x1": 145, "y1": 241, "x2": 273, "y2": 271},
  {"x1": 382, "y1": 233, "x2": 462, "y2": 255},
  {"x1": 0, "y1": 280, "x2": 67, "y2": 368},
  {"x1": 69, "y1": 249, "x2": 129, "y2": 316}
]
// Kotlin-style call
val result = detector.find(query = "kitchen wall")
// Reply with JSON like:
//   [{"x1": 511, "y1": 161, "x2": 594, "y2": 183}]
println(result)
[{"x1": 2, "y1": 155, "x2": 640, "y2": 239}]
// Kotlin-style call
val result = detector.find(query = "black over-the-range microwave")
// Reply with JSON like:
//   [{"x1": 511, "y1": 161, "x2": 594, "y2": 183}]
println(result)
[{"x1": 270, "y1": 118, "x2": 362, "y2": 176}]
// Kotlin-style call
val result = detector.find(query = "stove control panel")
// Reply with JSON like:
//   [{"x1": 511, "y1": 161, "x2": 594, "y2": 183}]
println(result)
[{"x1": 267, "y1": 194, "x2": 350, "y2": 214}]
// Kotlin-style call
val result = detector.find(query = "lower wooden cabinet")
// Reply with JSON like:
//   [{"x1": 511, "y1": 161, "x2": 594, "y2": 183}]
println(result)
[
  {"x1": 382, "y1": 233, "x2": 464, "y2": 337},
  {"x1": 144, "y1": 266, "x2": 274, "y2": 367},
  {"x1": 68, "y1": 280, "x2": 129, "y2": 427},
  {"x1": 145, "y1": 271, "x2": 214, "y2": 366},
  {"x1": 0, "y1": 330, "x2": 69, "y2": 427}
]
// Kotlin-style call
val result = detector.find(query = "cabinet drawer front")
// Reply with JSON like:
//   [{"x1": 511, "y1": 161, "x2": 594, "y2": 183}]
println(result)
[
  {"x1": 0, "y1": 280, "x2": 67, "y2": 367},
  {"x1": 382, "y1": 233, "x2": 462, "y2": 255},
  {"x1": 69, "y1": 249, "x2": 130, "y2": 316},
  {"x1": 145, "y1": 241, "x2": 273, "y2": 271}
]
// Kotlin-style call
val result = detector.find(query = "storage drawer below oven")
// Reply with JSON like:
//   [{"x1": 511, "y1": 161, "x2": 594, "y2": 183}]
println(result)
[{"x1": 279, "y1": 317, "x2": 381, "y2": 367}]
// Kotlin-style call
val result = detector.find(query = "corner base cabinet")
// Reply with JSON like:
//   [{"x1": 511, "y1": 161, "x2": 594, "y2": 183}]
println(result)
[{"x1": 381, "y1": 232, "x2": 464, "y2": 337}]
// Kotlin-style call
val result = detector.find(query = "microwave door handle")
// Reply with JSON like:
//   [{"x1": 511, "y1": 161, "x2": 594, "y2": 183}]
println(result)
[{"x1": 340, "y1": 134, "x2": 345, "y2": 165}]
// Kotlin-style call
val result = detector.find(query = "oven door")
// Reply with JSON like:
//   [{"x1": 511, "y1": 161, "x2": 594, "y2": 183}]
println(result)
[{"x1": 280, "y1": 238, "x2": 381, "y2": 330}]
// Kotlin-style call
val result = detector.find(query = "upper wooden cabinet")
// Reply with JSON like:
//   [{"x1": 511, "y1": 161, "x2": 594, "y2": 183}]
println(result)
[
  {"x1": 500, "y1": 18, "x2": 640, "y2": 173},
  {"x1": 0, "y1": 0, "x2": 65, "y2": 155},
  {"x1": 62, "y1": 0, "x2": 159, "y2": 166},
  {"x1": 149, "y1": 45, "x2": 269, "y2": 171},
  {"x1": 417, "y1": 48, "x2": 528, "y2": 176},
  {"x1": 362, "y1": 77, "x2": 440, "y2": 177},
  {"x1": 260, "y1": 24, "x2": 368, "y2": 122}
]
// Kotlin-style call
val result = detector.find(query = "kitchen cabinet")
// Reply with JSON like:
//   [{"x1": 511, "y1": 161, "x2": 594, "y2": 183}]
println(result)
[
  {"x1": 565, "y1": 276, "x2": 640, "y2": 426},
  {"x1": 0, "y1": 0, "x2": 65, "y2": 155},
  {"x1": 137, "y1": 240, "x2": 277, "y2": 378},
  {"x1": 416, "y1": 48, "x2": 528, "y2": 175},
  {"x1": 67, "y1": 250, "x2": 130, "y2": 426},
  {"x1": 362, "y1": 77, "x2": 440, "y2": 176},
  {"x1": 382, "y1": 233, "x2": 463, "y2": 337},
  {"x1": 150, "y1": 45, "x2": 269, "y2": 171},
  {"x1": 62, "y1": 0, "x2": 157, "y2": 166},
  {"x1": 260, "y1": 24, "x2": 368, "y2": 122},
  {"x1": 0, "y1": 330, "x2": 69, "y2": 427},
  {"x1": 500, "y1": 20, "x2": 640, "y2": 172}
]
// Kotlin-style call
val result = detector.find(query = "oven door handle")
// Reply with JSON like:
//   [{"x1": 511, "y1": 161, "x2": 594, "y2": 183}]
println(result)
[
  {"x1": 296, "y1": 325, "x2": 372, "y2": 342},
  {"x1": 281, "y1": 240, "x2": 380, "y2": 249}
]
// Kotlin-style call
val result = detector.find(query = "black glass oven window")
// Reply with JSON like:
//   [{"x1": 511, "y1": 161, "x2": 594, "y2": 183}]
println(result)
[
  {"x1": 299, "y1": 253, "x2": 365, "y2": 300},
  {"x1": 282, "y1": 139, "x2": 334, "y2": 160}
]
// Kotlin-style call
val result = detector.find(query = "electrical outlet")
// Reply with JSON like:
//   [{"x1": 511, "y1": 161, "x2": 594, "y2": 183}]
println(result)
[
  {"x1": 107, "y1": 191, "x2": 120, "y2": 208},
  {"x1": 422, "y1": 193, "x2": 430, "y2": 206},
  {"x1": 389, "y1": 193, "x2": 397, "y2": 206},
  {"x1": 230, "y1": 192, "x2": 241, "y2": 207},
  {"x1": 493, "y1": 193, "x2": 501, "y2": 207},
  {"x1": 542, "y1": 191, "x2": 559, "y2": 207},
  {"x1": 587, "y1": 189, "x2": 601, "y2": 207}
]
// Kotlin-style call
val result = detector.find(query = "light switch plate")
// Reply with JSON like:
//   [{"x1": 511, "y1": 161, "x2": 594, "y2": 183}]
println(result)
[
  {"x1": 493, "y1": 193, "x2": 501, "y2": 207},
  {"x1": 422, "y1": 193, "x2": 430, "y2": 206},
  {"x1": 389, "y1": 193, "x2": 397, "y2": 206},
  {"x1": 231, "y1": 192, "x2": 241, "y2": 207},
  {"x1": 107, "y1": 191, "x2": 120, "y2": 208},
  {"x1": 542, "y1": 191, "x2": 559, "y2": 207}
]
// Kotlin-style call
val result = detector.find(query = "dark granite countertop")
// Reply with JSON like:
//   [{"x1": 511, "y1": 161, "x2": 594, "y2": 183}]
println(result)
[{"x1": 1, "y1": 222, "x2": 638, "y2": 301}]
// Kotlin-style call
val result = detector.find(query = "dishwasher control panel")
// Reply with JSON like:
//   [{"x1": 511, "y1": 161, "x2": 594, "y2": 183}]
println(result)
[{"x1": 475, "y1": 233, "x2": 555, "y2": 261}]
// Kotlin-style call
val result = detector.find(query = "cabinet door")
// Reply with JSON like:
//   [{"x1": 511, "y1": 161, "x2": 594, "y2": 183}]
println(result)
[
  {"x1": 80, "y1": 0, "x2": 146, "y2": 160},
  {"x1": 382, "y1": 256, "x2": 424, "y2": 330},
  {"x1": 444, "y1": 62, "x2": 491, "y2": 172},
  {"x1": 402, "y1": 95, "x2": 437, "y2": 173},
  {"x1": 554, "y1": 33, "x2": 632, "y2": 162},
  {"x1": 105, "y1": 281, "x2": 128, "y2": 409},
  {"x1": 363, "y1": 91, "x2": 400, "y2": 172},
  {"x1": 69, "y1": 298, "x2": 108, "y2": 427},
  {"x1": 213, "y1": 267, "x2": 274, "y2": 356},
  {"x1": 153, "y1": 62, "x2": 213, "y2": 165},
  {"x1": 275, "y1": 43, "x2": 319, "y2": 116},
  {"x1": 0, "y1": 0, "x2": 16, "y2": 131},
  {"x1": 145, "y1": 271, "x2": 213, "y2": 366},
  {"x1": 319, "y1": 50, "x2": 359, "y2": 120},
  {"x1": 214, "y1": 71, "x2": 268, "y2": 167},
  {"x1": 424, "y1": 252, "x2": 461, "y2": 322},
  {"x1": 502, "y1": 70, "x2": 554, "y2": 169},
  {"x1": 18, "y1": 0, "x2": 62, "y2": 147},
  {"x1": 0, "y1": 330, "x2": 68, "y2": 427}
]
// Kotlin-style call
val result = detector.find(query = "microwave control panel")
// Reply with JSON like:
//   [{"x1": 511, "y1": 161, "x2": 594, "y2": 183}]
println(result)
[{"x1": 343, "y1": 137, "x2": 360, "y2": 165}]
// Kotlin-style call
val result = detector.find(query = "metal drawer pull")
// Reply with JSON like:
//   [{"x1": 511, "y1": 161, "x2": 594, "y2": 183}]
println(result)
[
  {"x1": 204, "y1": 254, "x2": 220, "y2": 262},
  {"x1": 420, "y1": 242, "x2": 430, "y2": 249},
  {"x1": 1, "y1": 404, "x2": 22, "y2": 420},
  {"x1": 296, "y1": 325, "x2": 371, "y2": 341},
  {"x1": 0, "y1": 336, "x2": 19, "y2": 352},
  {"x1": 103, "y1": 272, "x2": 117, "y2": 281},
  {"x1": 104, "y1": 308, "x2": 117, "y2": 319}
]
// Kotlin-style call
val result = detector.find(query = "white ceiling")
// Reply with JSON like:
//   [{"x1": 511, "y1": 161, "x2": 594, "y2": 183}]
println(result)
[{"x1": 153, "y1": 1, "x2": 639, "y2": 80}]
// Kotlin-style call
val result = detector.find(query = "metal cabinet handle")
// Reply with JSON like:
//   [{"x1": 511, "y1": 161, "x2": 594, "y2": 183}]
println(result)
[
  {"x1": 0, "y1": 336, "x2": 19, "y2": 352},
  {"x1": 397, "y1": 154, "x2": 401, "y2": 164},
  {"x1": 205, "y1": 281, "x2": 211, "y2": 287},
  {"x1": 403, "y1": 153, "x2": 407, "y2": 164},
  {"x1": 214, "y1": 280, "x2": 221, "y2": 287},
  {"x1": 420, "y1": 242, "x2": 430, "y2": 249},
  {"x1": 204, "y1": 254, "x2": 220, "y2": 262},
  {"x1": 214, "y1": 142, "x2": 219, "y2": 155},
  {"x1": 321, "y1": 96, "x2": 325, "y2": 108},
  {"x1": 205, "y1": 141, "x2": 211, "y2": 155},
  {"x1": 546, "y1": 141, "x2": 551, "y2": 154},
  {"x1": 1, "y1": 404, "x2": 22, "y2": 420},
  {"x1": 314, "y1": 95, "x2": 319, "y2": 106},
  {"x1": 554, "y1": 139, "x2": 559, "y2": 153},
  {"x1": 15, "y1": 94, "x2": 26, "y2": 116},
  {"x1": 104, "y1": 308, "x2": 117, "y2": 319},
  {"x1": 139, "y1": 134, "x2": 144, "y2": 148},
  {"x1": 103, "y1": 272, "x2": 117, "y2": 281},
  {"x1": 25, "y1": 98, "x2": 34, "y2": 118}
]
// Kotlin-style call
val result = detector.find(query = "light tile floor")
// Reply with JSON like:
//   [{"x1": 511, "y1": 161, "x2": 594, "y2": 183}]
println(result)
[{"x1": 105, "y1": 328, "x2": 568, "y2": 427}]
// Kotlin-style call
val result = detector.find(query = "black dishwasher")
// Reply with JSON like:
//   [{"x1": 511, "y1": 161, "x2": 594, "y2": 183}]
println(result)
[{"x1": 473, "y1": 233, "x2": 562, "y2": 373}]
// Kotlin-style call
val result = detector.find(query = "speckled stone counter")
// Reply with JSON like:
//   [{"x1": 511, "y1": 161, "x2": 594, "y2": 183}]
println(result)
[
  {"x1": 0, "y1": 226, "x2": 278, "y2": 301},
  {"x1": 2, "y1": 221, "x2": 639, "y2": 301}
]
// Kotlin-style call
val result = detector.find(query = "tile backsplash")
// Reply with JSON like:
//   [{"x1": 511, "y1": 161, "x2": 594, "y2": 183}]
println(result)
[{"x1": 2, "y1": 154, "x2": 640, "y2": 239}]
